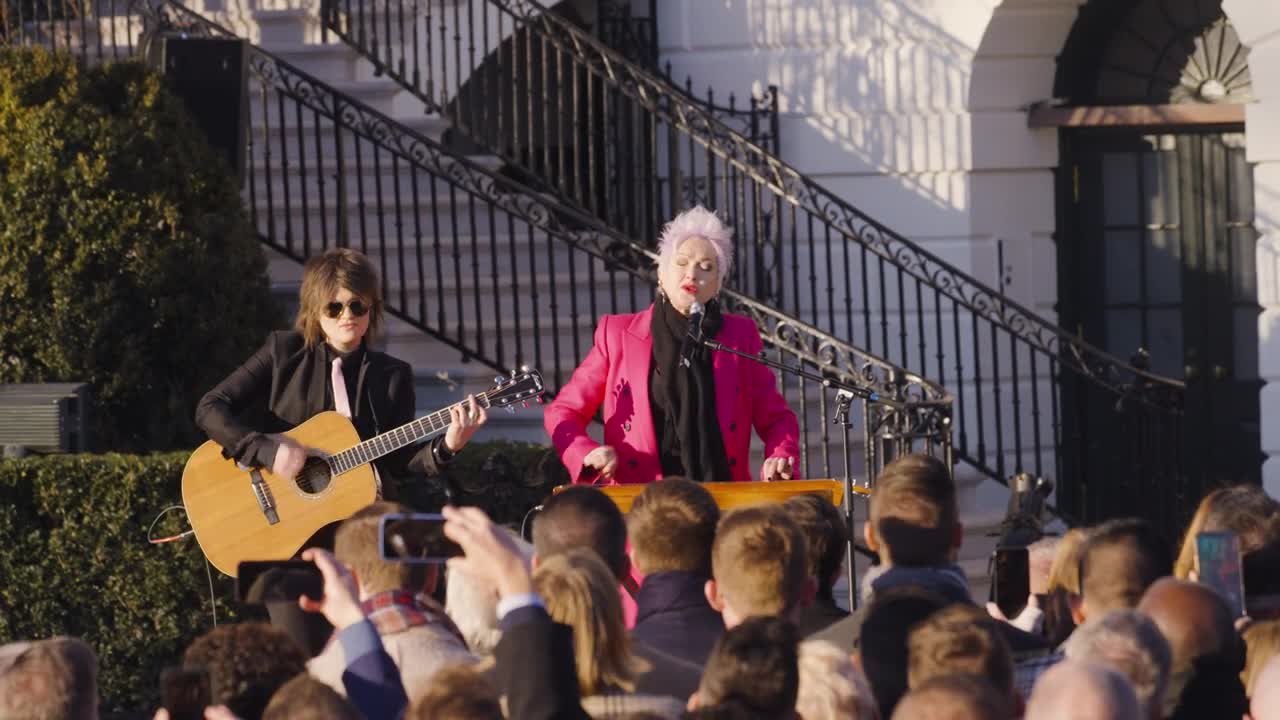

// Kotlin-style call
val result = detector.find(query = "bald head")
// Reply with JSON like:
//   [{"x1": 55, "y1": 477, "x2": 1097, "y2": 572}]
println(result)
[
  {"x1": 1252, "y1": 655, "x2": 1280, "y2": 720},
  {"x1": 1136, "y1": 578, "x2": 1236, "y2": 672},
  {"x1": 1025, "y1": 660, "x2": 1140, "y2": 720}
]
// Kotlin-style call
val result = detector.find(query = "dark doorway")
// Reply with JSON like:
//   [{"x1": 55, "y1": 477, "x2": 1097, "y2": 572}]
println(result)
[
  {"x1": 1052, "y1": 0, "x2": 1261, "y2": 533},
  {"x1": 1059, "y1": 129, "x2": 1262, "y2": 523}
]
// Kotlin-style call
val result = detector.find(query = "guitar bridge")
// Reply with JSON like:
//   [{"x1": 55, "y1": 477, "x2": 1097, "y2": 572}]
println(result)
[{"x1": 249, "y1": 468, "x2": 280, "y2": 525}]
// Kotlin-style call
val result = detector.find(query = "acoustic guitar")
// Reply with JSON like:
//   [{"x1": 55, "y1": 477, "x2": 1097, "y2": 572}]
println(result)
[{"x1": 182, "y1": 368, "x2": 545, "y2": 576}]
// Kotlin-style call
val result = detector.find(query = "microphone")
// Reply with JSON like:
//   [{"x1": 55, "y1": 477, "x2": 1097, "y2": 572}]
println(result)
[{"x1": 680, "y1": 300, "x2": 705, "y2": 368}]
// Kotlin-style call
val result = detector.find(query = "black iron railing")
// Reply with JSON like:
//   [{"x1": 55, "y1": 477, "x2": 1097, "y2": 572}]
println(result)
[
  {"x1": 2, "y1": 0, "x2": 952, "y2": 484},
  {"x1": 319, "y1": 0, "x2": 1187, "y2": 513},
  {"x1": 320, "y1": 0, "x2": 780, "y2": 268},
  {"x1": 183, "y1": 0, "x2": 950, "y2": 483},
  {"x1": 0, "y1": 0, "x2": 141, "y2": 62}
]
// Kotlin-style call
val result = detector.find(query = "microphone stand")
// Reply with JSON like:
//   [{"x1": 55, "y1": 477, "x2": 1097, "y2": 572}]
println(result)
[{"x1": 698, "y1": 336, "x2": 896, "y2": 610}]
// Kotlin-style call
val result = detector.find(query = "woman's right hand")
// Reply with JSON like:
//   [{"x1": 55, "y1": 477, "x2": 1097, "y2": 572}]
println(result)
[
  {"x1": 582, "y1": 445, "x2": 618, "y2": 482},
  {"x1": 271, "y1": 436, "x2": 309, "y2": 479}
]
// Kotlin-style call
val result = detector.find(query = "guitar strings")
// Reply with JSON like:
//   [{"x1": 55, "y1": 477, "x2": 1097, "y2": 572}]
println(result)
[{"x1": 330, "y1": 383, "x2": 516, "y2": 474}]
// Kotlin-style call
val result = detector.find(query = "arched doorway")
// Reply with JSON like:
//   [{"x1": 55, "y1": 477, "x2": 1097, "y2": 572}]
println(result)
[{"x1": 1052, "y1": 0, "x2": 1262, "y2": 520}]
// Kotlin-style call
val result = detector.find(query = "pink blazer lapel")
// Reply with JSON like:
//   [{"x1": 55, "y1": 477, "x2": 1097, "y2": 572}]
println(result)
[
  {"x1": 711, "y1": 322, "x2": 737, "y2": 437},
  {"x1": 623, "y1": 308, "x2": 659, "y2": 457}
]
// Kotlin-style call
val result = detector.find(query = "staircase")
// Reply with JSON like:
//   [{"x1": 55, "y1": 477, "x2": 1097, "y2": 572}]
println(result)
[
  {"x1": 3, "y1": 0, "x2": 1196, "y2": 544},
  {"x1": 311, "y1": 0, "x2": 1198, "y2": 538},
  {"x1": 0, "y1": 0, "x2": 954, "y2": 492}
]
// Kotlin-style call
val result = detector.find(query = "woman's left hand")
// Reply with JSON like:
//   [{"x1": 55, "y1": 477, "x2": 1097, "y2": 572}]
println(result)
[
  {"x1": 760, "y1": 456, "x2": 796, "y2": 482},
  {"x1": 445, "y1": 394, "x2": 487, "y2": 452}
]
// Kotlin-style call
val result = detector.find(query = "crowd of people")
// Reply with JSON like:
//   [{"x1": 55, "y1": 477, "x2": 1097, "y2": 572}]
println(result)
[{"x1": 3, "y1": 453, "x2": 1280, "y2": 719}]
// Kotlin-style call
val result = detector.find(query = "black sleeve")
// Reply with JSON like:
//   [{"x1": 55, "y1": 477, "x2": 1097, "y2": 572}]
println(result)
[
  {"x1": 495, "y1": 606, "x2": 588, "y2": 720},
  {"x1": 377, "y1": 361, "x2": 446, "y2": 480},
  {"x1": 194, "y1": 334, "x2": 280, "y2": 469}
]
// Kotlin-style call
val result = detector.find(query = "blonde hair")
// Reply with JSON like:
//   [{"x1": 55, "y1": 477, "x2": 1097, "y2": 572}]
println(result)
[
  {"x1": 295, "y1": 248, "x2": 384, "y2": 347},
  {"x1": 1046, "y1": 528, "x2": 1087, "y2": 595},
  {"x1": 533, "y1": 548, "x2": 649, "y2": 695},
  {"x1": 1243, "y1": 619, "x2": 1280, "y2": 697},
  {"x1": 1174, "y1": 488, "x2": 1229, "y2": 580},
  {"x1": 656, "y1": 206, "x2": 734, "y2": 282},
  {"x1": 334, "y1": 501, "x2": 429, "y2": 595},
  {"x1": 711, "y1": 505, "x2": 809, "y2": 617},
  {"x1": 796, "y1": 640, "x2": 877, "y2": 720}
]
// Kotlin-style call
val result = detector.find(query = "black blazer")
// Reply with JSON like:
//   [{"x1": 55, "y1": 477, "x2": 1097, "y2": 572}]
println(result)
[
  {"x1": 195, "y1": 330, "x2": 445, "y2": 482},
  {"x1": 496, "y1": 606, "x2": 590, "y2": 720}
]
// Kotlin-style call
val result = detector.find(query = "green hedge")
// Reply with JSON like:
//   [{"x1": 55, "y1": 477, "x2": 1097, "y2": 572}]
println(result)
[
  {"x1": 0, "y1": 441, "x2": 558, "y2": 716},
  {"x1": 0, "y1": 452, "x2": 223, "y2": 717},
  {"x1": 0, "y1": 48, "x2": 279, "y2": 453}
]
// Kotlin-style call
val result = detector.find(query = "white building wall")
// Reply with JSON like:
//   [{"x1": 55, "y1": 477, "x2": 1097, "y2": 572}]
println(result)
[{"x1": 658, "y1": 0, "x2": 1280, "y2": 502}]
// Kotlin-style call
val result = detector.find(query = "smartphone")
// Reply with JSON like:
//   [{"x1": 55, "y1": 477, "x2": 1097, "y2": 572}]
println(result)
[
  {"x1": 236, "y1": 560, "x2": 324, "y2": 604},
  {"x1": 992, "y1": 546, "x2": 1030, "y2": 620},
  {"x1": 379, "y1": 513, "x2": 462, "y2": 563},
  {"x1": 1195, "y1": 531, "x2": 1246, "y2": 617},
  {"x1": 160, "y1": 667, "x2": 211, "y2": 720}
]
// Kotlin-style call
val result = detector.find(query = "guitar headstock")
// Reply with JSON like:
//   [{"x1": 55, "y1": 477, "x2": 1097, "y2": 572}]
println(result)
[{"x1": 487, "y1": 367, "x2": 545, "y2": 409}]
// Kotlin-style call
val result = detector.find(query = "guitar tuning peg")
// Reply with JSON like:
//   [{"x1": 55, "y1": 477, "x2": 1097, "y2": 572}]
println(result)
[
  {"x1": 536, "y1": 396, "x2": 545, "y2": 405},
  {"x1": 494, "y1": 376, "x2": 505, "y2": 385},
  {"x1": 520, "y1": 364, "x2": 530, "y2": 373}
]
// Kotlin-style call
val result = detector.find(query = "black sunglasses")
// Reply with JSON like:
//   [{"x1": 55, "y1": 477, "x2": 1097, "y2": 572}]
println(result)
[{"x1": 323, "y1": 299, "x2": 371, "y2": 319}]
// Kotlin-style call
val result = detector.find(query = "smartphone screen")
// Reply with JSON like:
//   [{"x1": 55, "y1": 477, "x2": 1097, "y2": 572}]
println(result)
[
  {"x1": 236, "y1": 560, "x2": 324, "y2": 604},
  {"x1": 993, "y1": 546, "x2": 1030, "y2": 620},
  {"x1": 1196, "y1": 531, "x2": 1245, "y2": 618},
  {"x1": 379, "y1": 513, "x2": 462, "y2": 563},
  {"x1": 160, "y1": 667, "x2": 211, "y2": 720}
]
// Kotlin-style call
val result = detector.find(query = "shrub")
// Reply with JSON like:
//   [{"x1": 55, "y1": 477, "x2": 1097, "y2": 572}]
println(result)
[
  {"x1": 0, "y1": 453, "x2": 230, "y2": 717},
  {"x1": 0, "y1": 48, "x2": 279, "y2": 452}
]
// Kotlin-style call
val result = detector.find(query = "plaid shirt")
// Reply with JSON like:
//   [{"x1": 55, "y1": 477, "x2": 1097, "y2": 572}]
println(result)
[{"x1": 360, "y1": 590, "x2": 467, "y2": 648}]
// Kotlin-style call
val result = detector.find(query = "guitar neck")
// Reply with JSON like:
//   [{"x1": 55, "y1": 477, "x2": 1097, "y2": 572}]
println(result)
[{"x1": 329, "y1": 392, "x2": 496, "y2": 474}]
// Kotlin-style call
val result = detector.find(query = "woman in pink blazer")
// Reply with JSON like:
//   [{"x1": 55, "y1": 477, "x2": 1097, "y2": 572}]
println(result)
[{"x1": 545, "y1": 207, "x2": 801, "y2": 485}]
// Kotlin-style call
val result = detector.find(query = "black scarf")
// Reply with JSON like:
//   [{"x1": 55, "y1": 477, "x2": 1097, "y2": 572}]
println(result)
[{"x1": 648, "y1": 296, "x2": 732, "y2": 483}]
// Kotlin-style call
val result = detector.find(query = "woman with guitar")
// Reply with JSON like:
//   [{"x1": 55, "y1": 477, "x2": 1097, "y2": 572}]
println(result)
[
  {"x1": 194, "y1": 247, "x2": 486, "y2": 653},
  {"x1": 544, "y1": 206, "x2": 800, "y2": 485},
  {"x1": 196, "y1": 247, "x2": 486, "y2": 488}
]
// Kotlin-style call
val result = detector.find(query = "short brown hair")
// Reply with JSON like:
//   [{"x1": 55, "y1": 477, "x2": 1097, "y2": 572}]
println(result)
[
  {"x1": 711, "y1": 505, "x2": 808, "y2": 617},
  {"x1": 533, "y1": 485, "x2": 629, "y2": 579},
  {"x1": 406, "y1": 665, "x2": 502, "y2": 720},
  {"x1": 1078, "y1": 518, "x2": 1170, "y2": 615},
  {"x1": 907, "y1": 604, "x2": 1014, "y2": 699},
  {"x1": 0, "y1": 637, "x2": 98, "y2": 720},
  {"x1": 295, "y1": 248, "x2": 383, "y2": 347},
  {"x1": 334, "y1": 501, "x2": 431, "y2": 595},
  {"x1": 698, "y1": 616, "x2": 800, "y2": 716},
  {"x1": 783, "y1": 493, "x2": 849, "y2": 590},
  {"x1": 870, "y1": 454, "x2": 957, "y2": 566},
  {"x1": 262, "y1": 673, "x2": 361, "y2": 720},
  {"x1": 182, "y1": 622, "x2": 306, "y2": 720},
  {"x1": 627, "y1": 477, "x2": 720, "y2": 575}
]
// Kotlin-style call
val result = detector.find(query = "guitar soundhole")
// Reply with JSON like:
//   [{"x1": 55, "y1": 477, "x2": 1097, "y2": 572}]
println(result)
[{"x1": 296, "y1": 457, "x2": 333, "y2": 495}]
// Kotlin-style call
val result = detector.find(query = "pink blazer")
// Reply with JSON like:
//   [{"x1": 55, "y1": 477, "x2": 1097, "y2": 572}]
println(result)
[{"x1": 545, "y1": 304, "x2": 801, "y2": 484}]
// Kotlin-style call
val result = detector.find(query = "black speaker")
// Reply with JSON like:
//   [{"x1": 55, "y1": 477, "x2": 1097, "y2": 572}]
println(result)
[{"x1": 160, "y1": 35, "x2": 248, "y2": 187}]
